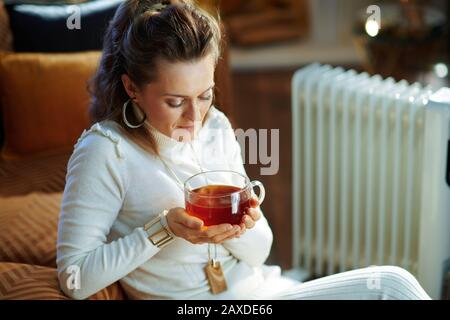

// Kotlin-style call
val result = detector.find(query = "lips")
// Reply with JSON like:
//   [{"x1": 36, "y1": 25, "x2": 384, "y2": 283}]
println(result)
[{"x1": 177, "y1": 125, "x2": 195, "y2": 131}]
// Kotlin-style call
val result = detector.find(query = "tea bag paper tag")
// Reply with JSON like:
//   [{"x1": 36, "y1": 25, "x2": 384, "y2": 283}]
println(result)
[{"x1": 204, "y1": 260, "x2": 227, "y2": 294}]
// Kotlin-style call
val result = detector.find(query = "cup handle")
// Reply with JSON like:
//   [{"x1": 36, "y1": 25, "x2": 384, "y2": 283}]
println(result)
[{"x1": 249, "y1": 180, "x2": 265, "y2": 205}]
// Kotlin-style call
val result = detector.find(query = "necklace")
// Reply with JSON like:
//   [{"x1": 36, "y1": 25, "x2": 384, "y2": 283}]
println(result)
[
  {"x1": 158, "y1": 143, "x2": 203, "y2": 190},
  {"x1": 157, "y1": 141, "x2": 228, "y2": 295}
]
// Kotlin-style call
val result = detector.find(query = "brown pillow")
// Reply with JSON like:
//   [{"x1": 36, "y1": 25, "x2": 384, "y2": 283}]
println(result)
[
  {"x1": 0, "y1": 262, "x2": 125, "y2": 300},
  {"x1": 0, "y1": 192, "x2": 61, "y2": 268},
  {"x1": 0, "y1": 51, "x2": 101, "y2": 158}
]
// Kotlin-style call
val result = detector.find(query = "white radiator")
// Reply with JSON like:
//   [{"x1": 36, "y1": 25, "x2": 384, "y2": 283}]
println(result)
[{"x1": 290, "y1": 63, "x2": 450, "y2": 299}]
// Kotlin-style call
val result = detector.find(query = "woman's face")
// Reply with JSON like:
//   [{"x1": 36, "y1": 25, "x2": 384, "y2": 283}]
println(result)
[{"x1": 122, "y1": 54, "x2": 215, "y2": 141}]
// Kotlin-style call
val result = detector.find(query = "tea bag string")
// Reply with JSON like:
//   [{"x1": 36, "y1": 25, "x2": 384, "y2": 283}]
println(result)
[
  {"x1": 186, "y1": 143, "x2": 217, "y2": 265},
  {"x1": 207, "y1": 240, "x2": 218, "y2": 266},
  {"x1": 189, "y1": 142, "x2": 213, "y2": 187},
  {"x1": 157, "y1": 142, "x2": 217, "y2": 264}
]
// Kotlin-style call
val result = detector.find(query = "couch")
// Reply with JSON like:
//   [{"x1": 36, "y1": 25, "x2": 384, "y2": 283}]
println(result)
[
  {"x1": 0, "y1": 1, "x2": 233, "y2": 300},
  {"x1": 0, "y1": 50, "x2": 126, "y2": 299}
]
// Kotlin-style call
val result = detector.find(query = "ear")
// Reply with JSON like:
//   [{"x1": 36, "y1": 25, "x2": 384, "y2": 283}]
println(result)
[{"x1": 121, "y1": 74, "x2": 138, "y2": 100}]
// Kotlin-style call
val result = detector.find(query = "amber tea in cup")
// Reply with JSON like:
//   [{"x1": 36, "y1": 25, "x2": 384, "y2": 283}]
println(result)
[{"x1": 184, "y1": 170, "x2": 265, "y2": 226}]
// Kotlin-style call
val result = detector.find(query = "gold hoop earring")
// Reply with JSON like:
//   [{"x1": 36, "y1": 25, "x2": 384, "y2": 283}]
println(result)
[{"x1": 122, "y1": 99, "x2": 146, "y2": 129}]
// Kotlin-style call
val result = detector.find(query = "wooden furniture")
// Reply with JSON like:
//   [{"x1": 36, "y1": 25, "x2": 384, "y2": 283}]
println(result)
[{"x1": 218, "y1": 0, "x2": 309, "y2": 47}]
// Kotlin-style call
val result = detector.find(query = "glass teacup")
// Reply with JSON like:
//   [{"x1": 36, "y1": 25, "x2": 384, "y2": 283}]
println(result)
[{"x1": 184, "y1": 170, "x2": 265, "y2": 227}]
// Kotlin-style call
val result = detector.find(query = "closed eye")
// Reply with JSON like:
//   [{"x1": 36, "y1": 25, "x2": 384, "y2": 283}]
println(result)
[
  {"x1": 167, "y1": 100, "x2": 184, "y2": 108},
  {"x1": 199, "y1": 88, "x2": 214, "y2": 100},
  {"x1": 199, "y1": 94, "x2": 212, "y2": 101},
  {"x1": 166, "y1": 86, "x2": 214, "y2": 107}
]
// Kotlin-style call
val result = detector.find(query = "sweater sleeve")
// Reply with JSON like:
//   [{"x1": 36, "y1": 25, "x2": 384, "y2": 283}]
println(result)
[
  {"x1": 56, "y1": 128, "x2": 160, "y2": 300},
  {"x1": 220, "y1": 117, "x2": 274, "y2": 268}
]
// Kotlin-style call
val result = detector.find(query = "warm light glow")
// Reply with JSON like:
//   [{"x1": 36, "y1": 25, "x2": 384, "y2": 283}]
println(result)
[
  {"x1": 365, "y1": 19, "x2": 380, "y2": 37},
  {"x1": 434, "y1": 63, "x2": 448, "y2": 78}
]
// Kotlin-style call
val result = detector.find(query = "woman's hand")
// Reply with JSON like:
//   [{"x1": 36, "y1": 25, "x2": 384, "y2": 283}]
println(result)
[
  {"x1": 166, "y1": 208, "x2": 242, "y2": 244},
  {"x1": 237, "y1": 197, "x2": 261, "y2": 237}
]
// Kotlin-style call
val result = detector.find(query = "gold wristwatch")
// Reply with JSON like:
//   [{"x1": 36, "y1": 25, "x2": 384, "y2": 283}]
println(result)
[{"x1": 144, "y1": 210, "x2": 174, "y2": 248}]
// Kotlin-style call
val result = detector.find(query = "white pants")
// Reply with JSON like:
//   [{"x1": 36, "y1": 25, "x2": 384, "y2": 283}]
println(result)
[{"x1": 250, "y1": 265, "x2": 431, "y2": 300}]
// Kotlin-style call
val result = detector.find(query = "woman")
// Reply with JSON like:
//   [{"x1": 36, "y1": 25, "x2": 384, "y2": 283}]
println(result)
[{"x1": 57, "y1": 0, "x2": 431, "y2": 300}]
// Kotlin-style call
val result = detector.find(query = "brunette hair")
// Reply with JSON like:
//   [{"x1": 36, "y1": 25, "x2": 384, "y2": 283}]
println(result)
[{"x1": 88, "y1": 0, "x2": 222, "y2": 155}]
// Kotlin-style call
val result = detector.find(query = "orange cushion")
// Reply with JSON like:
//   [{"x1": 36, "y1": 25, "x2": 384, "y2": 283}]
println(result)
[
  {"x1": 0, "y1": 192, "x2": 61, "y2": 268},
  {"x1": 0, "y1": 51, "x2": 101, "y2": 158},
  {"x1": 0, "y1": 149, "x2": 71, "y2": 267},
  {"x1": 0, "y1": 262, "x2": 125, "y2": 300}
]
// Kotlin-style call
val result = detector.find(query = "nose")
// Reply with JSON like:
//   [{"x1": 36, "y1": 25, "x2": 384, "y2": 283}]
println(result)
[{"x1": 183, "y1": 101, "x2": 201, "y2": 122}]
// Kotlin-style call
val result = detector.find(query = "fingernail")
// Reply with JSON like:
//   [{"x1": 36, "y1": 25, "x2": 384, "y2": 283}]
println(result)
[{"x1": 227, "y1": 225, "x2": 233, "y2": 231}]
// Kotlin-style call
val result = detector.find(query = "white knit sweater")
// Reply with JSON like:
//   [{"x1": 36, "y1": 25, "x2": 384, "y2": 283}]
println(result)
[{"x1": 57, "y1": 106, "x2": 292, "y2": 300}]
